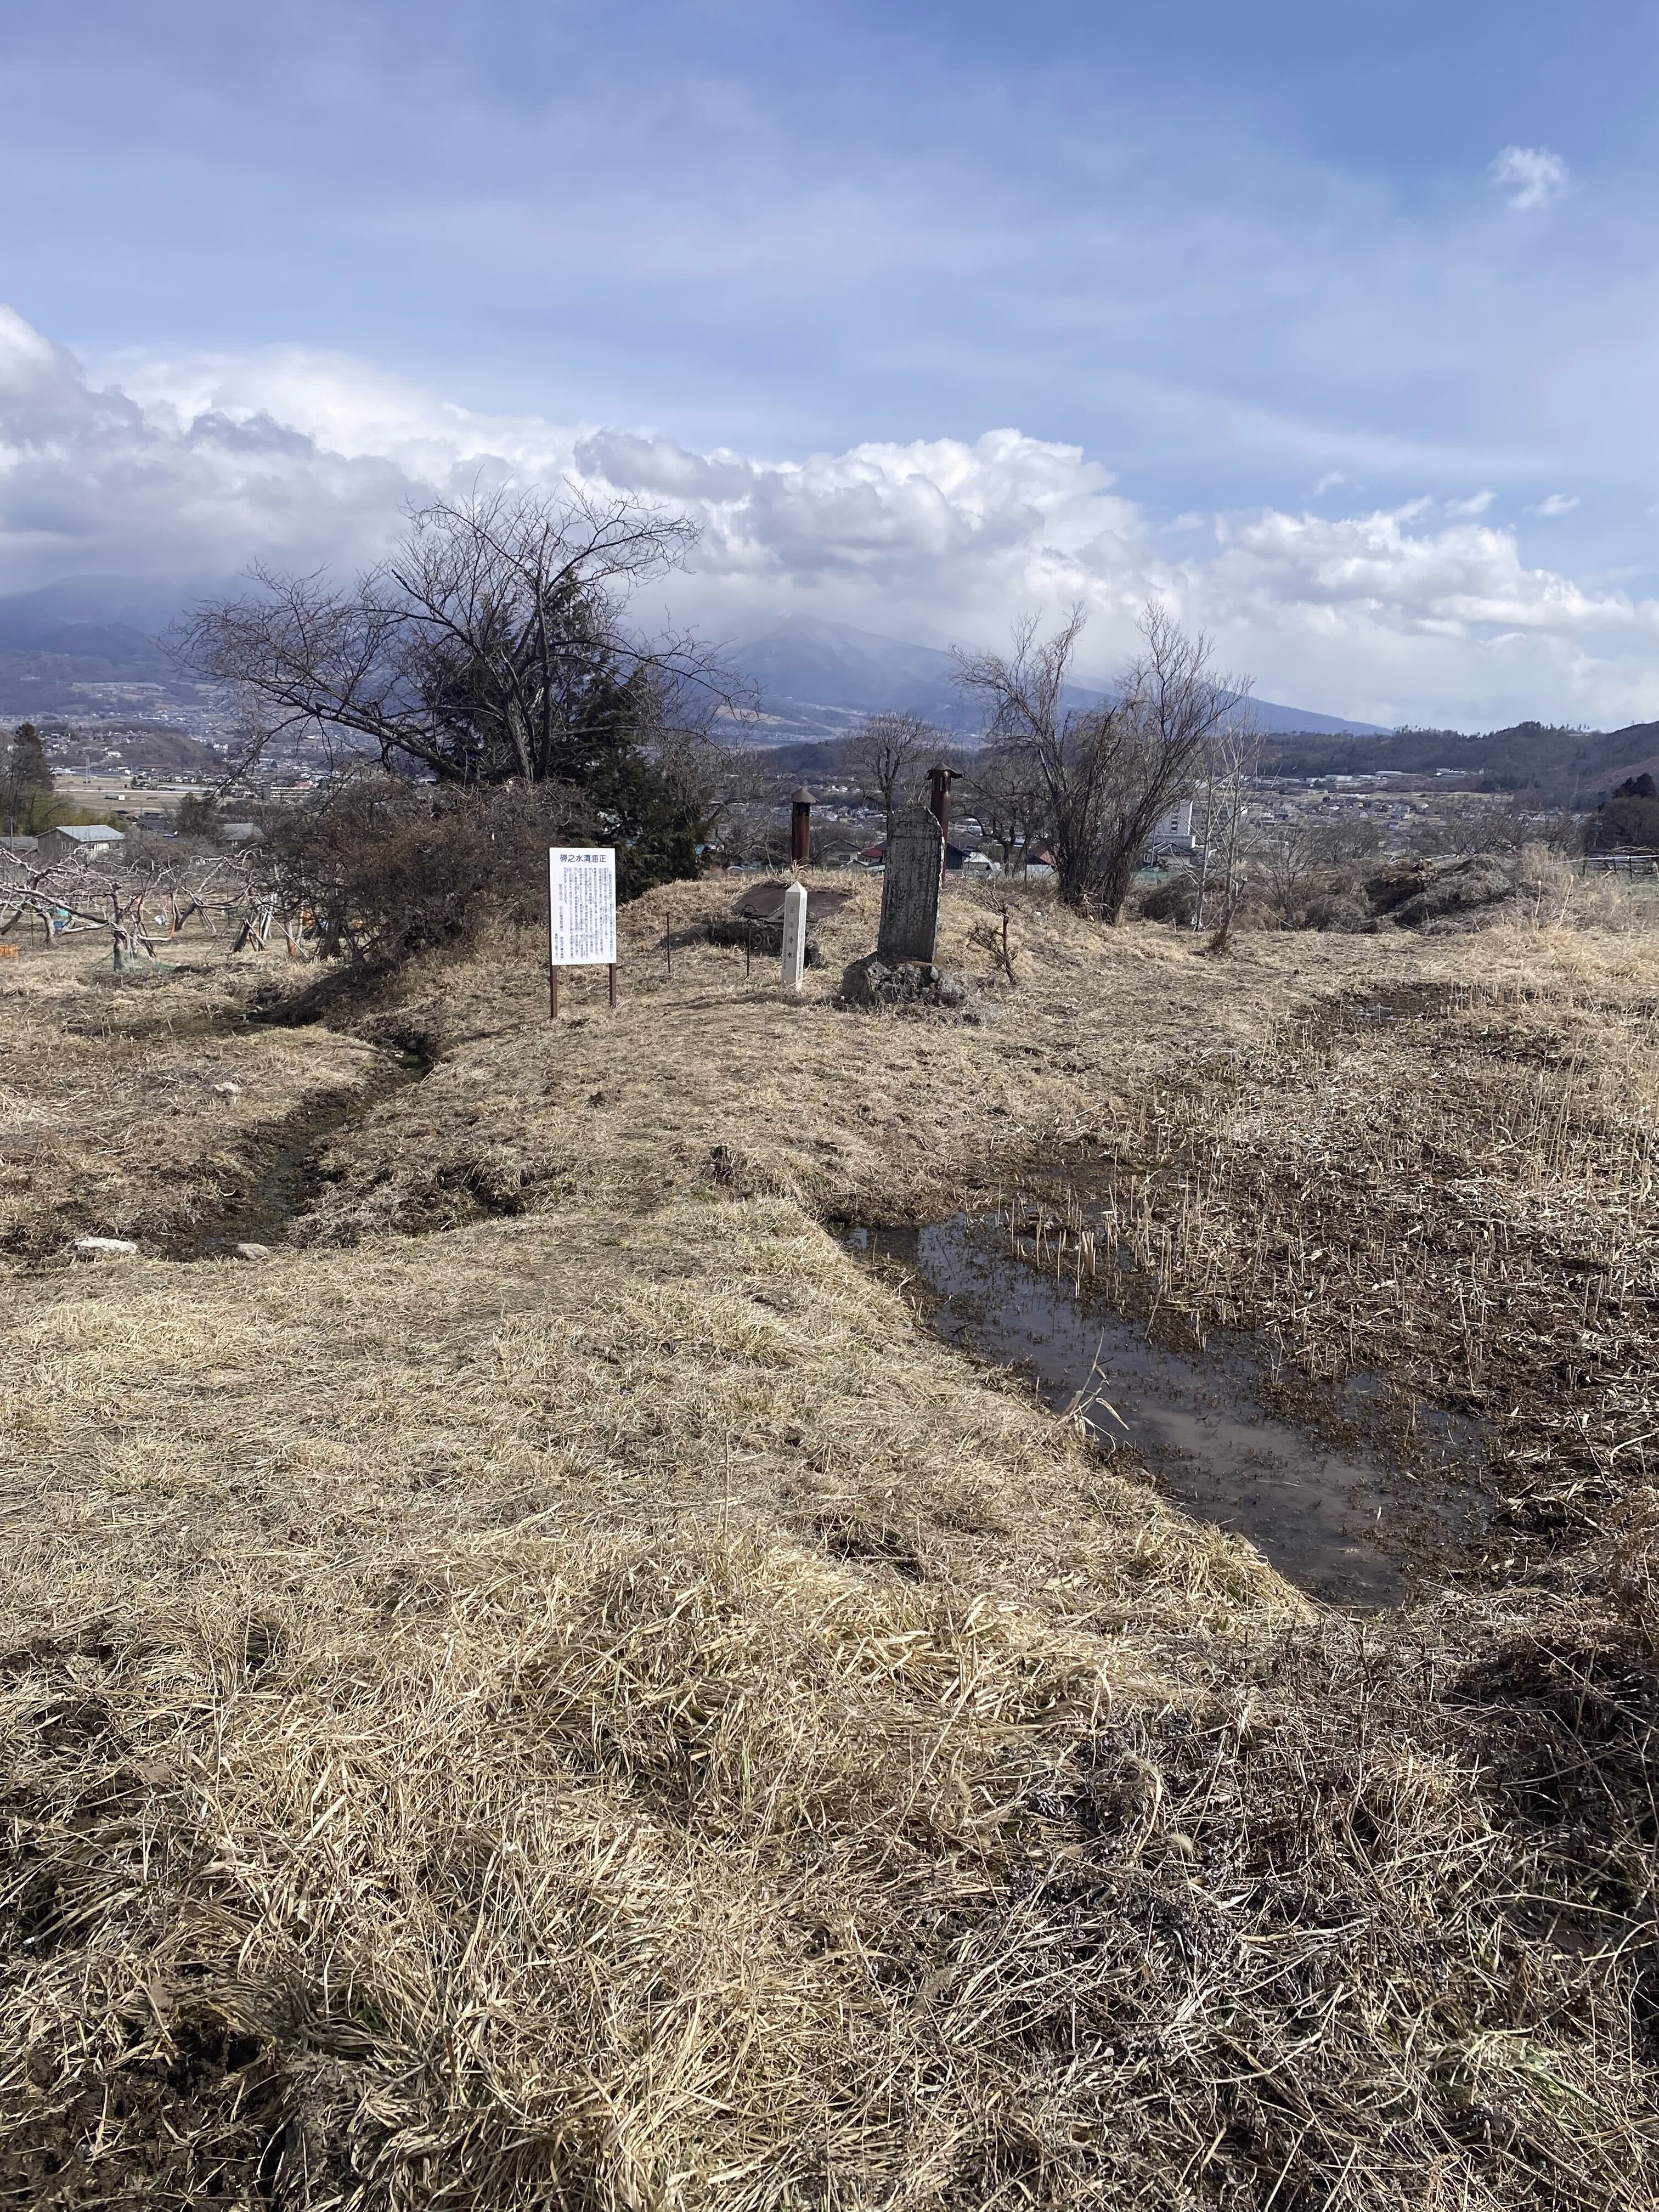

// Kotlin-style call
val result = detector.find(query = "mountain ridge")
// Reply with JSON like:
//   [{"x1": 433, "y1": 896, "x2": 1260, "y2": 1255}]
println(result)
[{"x1": 731, "y1": 613, "x2": 1391, "y2": 739}]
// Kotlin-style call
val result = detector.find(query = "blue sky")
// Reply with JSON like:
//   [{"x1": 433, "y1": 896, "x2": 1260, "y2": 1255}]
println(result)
[{"x1": 1, "y1": 0, "x2": 1656, "y2": 725}]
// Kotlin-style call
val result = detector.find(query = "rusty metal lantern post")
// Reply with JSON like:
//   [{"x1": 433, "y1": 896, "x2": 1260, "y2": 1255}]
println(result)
[
  {"x1": 927, "y1": 764, "x2": 954, "y2": 844},
  {"x1": 791, "y1": 786, "x2": 815, "y2": 869}
]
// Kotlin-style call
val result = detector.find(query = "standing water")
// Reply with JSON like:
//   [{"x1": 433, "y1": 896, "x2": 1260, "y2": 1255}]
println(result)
[{"x1": 838, "y1": 1215, "x2": 1486, "y2": 1607}]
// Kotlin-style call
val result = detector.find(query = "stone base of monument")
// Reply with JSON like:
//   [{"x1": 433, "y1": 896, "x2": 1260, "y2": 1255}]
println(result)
[{"x1": 839, "y1": 953, "x2": 988, "y2": 1017}]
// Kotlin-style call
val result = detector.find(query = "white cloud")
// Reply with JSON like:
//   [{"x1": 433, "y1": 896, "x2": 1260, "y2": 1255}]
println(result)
[
  {"x1": 1311, "y1": 471, "x2": 1347, "y2": 496},
  {"x1": 1489, "y1": 145, "x2": 1571, "y2": 212},
  {"x1": 1444, "y1": 489, "x2": 1496, "y2": 516},
  {"x1": 1527, "y1": 492, "x2": 1580, "y2": 516},
  {"x1": 1204, "y1": 505, "x2": 1636, "y2": 636},
  {"x1": 2, "y1": 309, "x2": 1658, "y2": 729}
]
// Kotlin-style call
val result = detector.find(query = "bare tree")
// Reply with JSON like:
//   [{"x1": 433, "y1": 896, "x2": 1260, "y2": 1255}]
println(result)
[
  {"x1": 960, "y1": 741, "x2": 1048, "y2": 873},
  {"x1": 954, "y1": 603, "x2": 1244, "y2": 919},
  {"x1": 665, "y1": 738, "x2": 781, "y2": 865},
  {"x1": 842, "y1": 710, "x2": 939, "y2": 840},
  {"x1": 173, "y1": 485, "x2": 744, "y2": 792},
  {"x1": 1407, "y1": 793, "x2": 1572, "y2": 859},
  {"x1": 1191, "y1": 716, "x2": 1260, "y2": 941},
  {"x1": 1, "y1": 844, "x2": 259, "y2": 967}
]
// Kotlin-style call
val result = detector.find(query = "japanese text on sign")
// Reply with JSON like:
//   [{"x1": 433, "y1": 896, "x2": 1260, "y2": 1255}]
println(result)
[{"x1": 548, "y1": 848, "x2": 617, "y2": 967}]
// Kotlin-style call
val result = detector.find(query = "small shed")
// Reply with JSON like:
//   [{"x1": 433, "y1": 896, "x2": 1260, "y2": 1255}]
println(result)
[{"x1": 40, "y1": 825, "x2": 125, "y2": 861}]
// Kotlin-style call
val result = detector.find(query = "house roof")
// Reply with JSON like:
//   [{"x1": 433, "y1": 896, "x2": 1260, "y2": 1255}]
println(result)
[
  {"x1": 859, "y1": 839, "x2": 975, "y2": 864},
  {"x1": 54, "y1": 823, "x2": 124, "y2": 844}
]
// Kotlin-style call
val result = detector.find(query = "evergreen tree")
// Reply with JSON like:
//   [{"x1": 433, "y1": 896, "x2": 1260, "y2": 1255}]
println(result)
[
  {"x1": 1, "y1": 723, "x2": 53, "y2": 837},
  {"x1": 1588, "y1": 774, "x2": 1659, "y2": 851},
  {"x1": 174, "y1": 792, "x2": 224, "y2": 840}
]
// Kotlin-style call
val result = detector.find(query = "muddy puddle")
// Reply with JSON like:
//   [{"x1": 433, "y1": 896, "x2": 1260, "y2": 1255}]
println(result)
[
  {"x1": 838, "y1": 1214, "x2": 1487, "y2": 1607},
  {"x1": 162, "y1": 1049, "x2": 428, "y2": 1261}
]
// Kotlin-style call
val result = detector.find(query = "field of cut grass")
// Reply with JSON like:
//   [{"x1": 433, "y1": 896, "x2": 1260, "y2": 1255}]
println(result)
[{"x1": 4, "y1": 881, "x2": 1659, "y2": 2208}]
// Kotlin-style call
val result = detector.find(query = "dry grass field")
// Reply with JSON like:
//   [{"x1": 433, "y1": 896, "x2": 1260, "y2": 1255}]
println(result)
[{"x1": 4, "y1": 879, "x2": 1659, "y2": 2208}]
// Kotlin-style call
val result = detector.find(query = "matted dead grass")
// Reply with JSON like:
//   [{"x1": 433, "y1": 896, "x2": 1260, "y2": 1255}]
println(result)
[
  {"x1": 1013, "y1": 918, "x2": 1659, "y2": 1567},
  {"x1": 0, "y1": 942, "x2": 389, "y2": 1259},
  {"x1": 5, "y1": 889, "x2": 1659, "y2": 2205},
  {"x1": 281, "y1": 876, "x2": 1416, "y2": 1242}
]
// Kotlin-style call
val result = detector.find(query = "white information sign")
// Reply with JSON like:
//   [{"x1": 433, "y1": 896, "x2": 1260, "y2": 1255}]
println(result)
[{"x1": 547, "y1": 847, "x2": 617, "y2": 967}]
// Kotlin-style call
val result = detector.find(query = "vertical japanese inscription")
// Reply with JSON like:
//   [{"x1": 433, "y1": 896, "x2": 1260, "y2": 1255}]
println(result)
[
  {"x1": 548, "y1": 848, "x2": 618, "y2": 967},
  {"x1": 876, "y1": 804, "x2": 943, "y2": 966}
]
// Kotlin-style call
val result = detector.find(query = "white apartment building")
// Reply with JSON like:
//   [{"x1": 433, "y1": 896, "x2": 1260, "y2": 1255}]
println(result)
[{"x1": 1151, "y1": 797, "x2": 1197, "y2": 851}]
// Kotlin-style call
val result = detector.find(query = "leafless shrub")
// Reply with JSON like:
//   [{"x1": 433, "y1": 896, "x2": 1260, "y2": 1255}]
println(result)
[
  {"x1": 1408, "y1": 794, "x2": 1577, "y2": 859},
  {"x1": 1135, "y1": 870, "x2": 1200, "y2": 926},
  {"x1": 255, "y1": 775, "x2": 591, "y2": 970}
]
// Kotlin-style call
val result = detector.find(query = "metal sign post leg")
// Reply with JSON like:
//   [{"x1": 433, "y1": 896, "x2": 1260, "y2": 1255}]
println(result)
[
  {"x1": 549, "y1": 966, "x2": 560, "y2": 1020},
  {"x1": 608, "y1": 963, "x2": 617, "y2": 1008}
]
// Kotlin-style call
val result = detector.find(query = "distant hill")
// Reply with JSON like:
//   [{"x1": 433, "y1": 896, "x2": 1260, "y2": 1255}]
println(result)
[
  {"x1": 0, "y1": 575, "x2": 190, "y2": 630},
  {"x1": 0, "y1": 577, "x2": 180, "y2": 670},
  {"x1": 0, "y1": 578, "x2": 184, "y2": 719},
  {"x1": 1262, "y1": 721, "x2": 1659, "y2": 808},
  {"x1": 5, "y1": 583, "x2": 1646, "y2": 800},
  {"x1": 733, "y1": 617, "x2": 980, "y2": 735},
  {"x1": 730, "y1": 615, "x2": 1389, "y2": 741},
  {"x1": 47, "y1": 721, "x2": 225, "y2": 775}
]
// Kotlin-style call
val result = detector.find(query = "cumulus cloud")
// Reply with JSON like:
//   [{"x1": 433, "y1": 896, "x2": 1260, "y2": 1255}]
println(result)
[
  {"x1": 3, "y1": 309, "x2": 1658, "y2": 727},
  {"x1": 1527, "y1": 492, "x2": 1580, "y2": 516},
  {"x1": 1444, "y1": 489, "x2": 1496, "y2": 516},
  {"x1": 1205, "y1": 505, "x2": 1634, "y2": 635},
  {"x1": 1489, "y1": 145, "x2": 1571, "y2": 212}
]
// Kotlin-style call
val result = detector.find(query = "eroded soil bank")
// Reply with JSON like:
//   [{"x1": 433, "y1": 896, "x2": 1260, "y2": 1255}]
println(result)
[{"x1": 5, "y1": 881, "x2": 1659, "y2": 2208}]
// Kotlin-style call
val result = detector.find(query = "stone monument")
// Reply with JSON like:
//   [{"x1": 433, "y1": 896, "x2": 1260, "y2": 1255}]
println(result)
[{"x1": 876, "y1": 803, "x2": 943, "y2": 966}]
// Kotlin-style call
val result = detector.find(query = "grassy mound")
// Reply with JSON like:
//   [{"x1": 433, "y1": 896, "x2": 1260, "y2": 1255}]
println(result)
[{"x1": 4, "y1": 883, "x2": 1659, "y2": 2205}]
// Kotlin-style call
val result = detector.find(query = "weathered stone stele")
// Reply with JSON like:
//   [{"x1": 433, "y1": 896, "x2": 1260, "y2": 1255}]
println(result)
[{"x1": 876, "y1": 803, "x2": 943, "y2": 964}]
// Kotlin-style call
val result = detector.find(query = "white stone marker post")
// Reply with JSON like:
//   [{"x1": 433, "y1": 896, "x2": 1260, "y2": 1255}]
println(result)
[{"x1": 780, "y1": 881, "x2": 808, "y2": 994}]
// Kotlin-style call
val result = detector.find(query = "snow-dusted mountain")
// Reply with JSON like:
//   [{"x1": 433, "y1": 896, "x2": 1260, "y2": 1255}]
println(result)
[
  {"x1": 731, "y1": 614, "x2": 1390, "y2": 741},
  {"x1": 0, "y1": 582, "x2": 1389, "y2": 742}
]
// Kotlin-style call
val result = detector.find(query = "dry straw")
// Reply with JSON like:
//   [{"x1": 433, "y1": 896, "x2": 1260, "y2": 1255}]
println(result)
[{"x1": 4, "y1": 882, "x2": 1659, "y2": 2204}]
